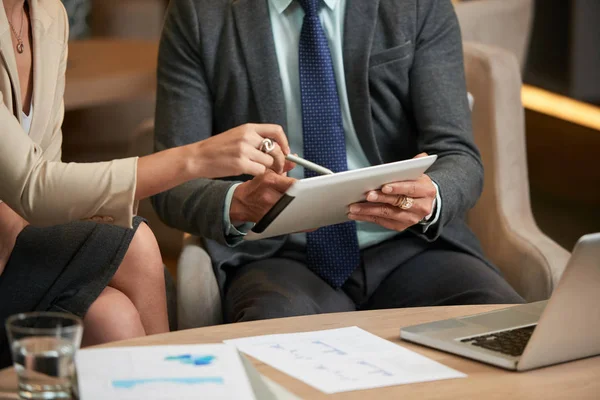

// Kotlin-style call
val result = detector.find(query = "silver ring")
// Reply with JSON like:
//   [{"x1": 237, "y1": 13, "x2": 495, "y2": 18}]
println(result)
[{"x1": 259, "y1": 138, "x2": 275, "y2": 154}]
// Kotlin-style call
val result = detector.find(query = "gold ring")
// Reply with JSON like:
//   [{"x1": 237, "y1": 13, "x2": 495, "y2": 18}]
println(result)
[
  {"x1": 398, "y1": 196, "x2": 414, "y2": 210},
  {"x1": 393, "y1": 195, "x2": 404, "y2": 207},
  {"x1": 259, "y1": 138, "x2": 275, "y2": 154}
]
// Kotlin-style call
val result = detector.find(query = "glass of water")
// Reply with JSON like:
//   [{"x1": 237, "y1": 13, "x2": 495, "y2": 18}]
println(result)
[{"x1": 5, "y1": 312, "x2": 83, "y2": 400}]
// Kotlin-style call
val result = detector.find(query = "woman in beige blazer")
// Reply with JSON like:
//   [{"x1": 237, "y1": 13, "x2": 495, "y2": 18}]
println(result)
[{"x1": 0, "y1": 0, "x2": 290, "y2": 367}]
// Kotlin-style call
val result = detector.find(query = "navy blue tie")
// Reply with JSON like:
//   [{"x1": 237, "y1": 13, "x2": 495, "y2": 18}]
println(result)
[{"x1": 298, "y1": 0, "x2": 360, "y2": 289}]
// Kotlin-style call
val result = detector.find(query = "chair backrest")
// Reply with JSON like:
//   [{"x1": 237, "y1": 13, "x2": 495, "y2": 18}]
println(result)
[
  {"x1": 455, "y1": 0, "x2": 534, "y2": 72},
  {"x1": 463, "y1": 42, "x2": 555, "y2": 301}
]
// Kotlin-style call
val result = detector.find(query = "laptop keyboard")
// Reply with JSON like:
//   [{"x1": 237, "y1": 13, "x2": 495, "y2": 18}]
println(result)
[{"x1": 460, "y1": 325, "x2": 536, "y2": 357}]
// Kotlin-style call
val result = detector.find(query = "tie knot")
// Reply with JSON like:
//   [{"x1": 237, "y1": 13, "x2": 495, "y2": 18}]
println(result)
[{"x1": 298, "y1": 0, "x2": 320, "y2": 16}]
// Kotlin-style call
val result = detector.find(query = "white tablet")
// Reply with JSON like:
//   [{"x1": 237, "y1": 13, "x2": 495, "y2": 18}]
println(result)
[{"x1": 244, "y1": 155, "x2": 437, "y2": 241}]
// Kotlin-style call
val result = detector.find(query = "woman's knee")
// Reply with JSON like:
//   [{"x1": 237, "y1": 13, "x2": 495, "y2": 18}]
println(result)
[
  {"x1": 117, "y1": 222, "x2": 164, "y2": 280},
  {"x1": 83, "y1": 287, "x2": 145, "y2": 345}
]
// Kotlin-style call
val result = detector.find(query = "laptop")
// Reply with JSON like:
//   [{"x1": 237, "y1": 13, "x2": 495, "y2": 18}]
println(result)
[{"x1": 400, "y1": 233, "x2": 600, "y2": 371}]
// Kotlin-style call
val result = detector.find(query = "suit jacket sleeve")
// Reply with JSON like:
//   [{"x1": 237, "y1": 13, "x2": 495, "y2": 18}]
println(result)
[
  {"x1": 0, "y1": 7, "x2": 138, "y2": 228},
  {"x1": 410, "y1": 0, "x2": 484, "y2": 240},
  {"x1": 152, "y1": 0, "x2": 235, "y2": 244}
]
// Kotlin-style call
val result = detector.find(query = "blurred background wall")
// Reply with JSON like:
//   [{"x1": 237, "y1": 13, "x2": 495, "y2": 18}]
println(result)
[{"x1": 525, "y1": 0, "x2": 600, "y2": 105}]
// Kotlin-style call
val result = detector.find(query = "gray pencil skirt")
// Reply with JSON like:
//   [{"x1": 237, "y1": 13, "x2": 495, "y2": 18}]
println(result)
[{"x1": 0, "y1": 217, "x2": 144, "y2": 368}]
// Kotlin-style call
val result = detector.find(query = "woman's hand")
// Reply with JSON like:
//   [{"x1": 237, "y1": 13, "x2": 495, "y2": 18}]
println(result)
[
  {"x1": 192, "y1": 124, "x2": 291, "y2": 178},
  {"x1": 135, "y1": 124, "x2": 292, "y2": 201}
]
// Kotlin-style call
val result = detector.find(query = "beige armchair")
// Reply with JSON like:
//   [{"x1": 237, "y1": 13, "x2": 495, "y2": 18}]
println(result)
[
  {"x1": 454, "y1": 0, "x2": 534, "y2": 72},
  {"x1": 463, "y1": 42, "x2": 569, "y2": 301},
  {"x1": 177, "y1": 235, "x2": 223, "y2": 329},
  {"x1": 171, "y1": 42, "x2": 569, "y2": 329}
]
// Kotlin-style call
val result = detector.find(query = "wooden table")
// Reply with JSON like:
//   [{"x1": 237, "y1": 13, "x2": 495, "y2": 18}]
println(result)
[
  {"x1": 64, "y1": 39, "x2": 159, "y2": 111},
  {"x1": 2, "y1": 305, "x2": 599, "y2": 399}
]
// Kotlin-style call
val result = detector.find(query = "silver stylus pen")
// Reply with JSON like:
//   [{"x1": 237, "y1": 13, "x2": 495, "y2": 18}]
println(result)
[{"x1": 285, "y1": 154, "x2": 334, "y2": 175}]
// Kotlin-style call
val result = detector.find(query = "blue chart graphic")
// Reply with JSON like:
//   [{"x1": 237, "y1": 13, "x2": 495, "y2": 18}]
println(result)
[
  {"x1": 112, "y1": 377, "x2": 223, "y2": 389},
  {"x1": 356, "y1": 360, "x2": 394, "y2": 377},
  {"x1": 165, "y1": 354, "x2": 216, "y2": 366},
  {"x1": 269, "y1": 340, "x2": 347, "y2": 361},
  {"x1": 112, "y1": 354, "x2": 221, "y2": 390},
  {"x1": 312, "y1": 340, "x2": 347, "y2": 355},
  {"x1": 267, "y1": 340, "x2": 394, "y2": 381}
]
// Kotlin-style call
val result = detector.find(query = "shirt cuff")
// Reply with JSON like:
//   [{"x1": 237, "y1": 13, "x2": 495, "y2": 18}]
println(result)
[
  {"x1": 223, "y1": 183, "x2": 254, "y2": 239},
  {"x1": 420, "y1": 181, "x2": 441, "y2": 233}
]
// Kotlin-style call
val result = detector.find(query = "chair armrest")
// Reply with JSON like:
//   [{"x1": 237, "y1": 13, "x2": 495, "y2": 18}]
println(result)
[
  {"x1": 177, "y1": 234, "x2": 223, "y2": 329},
  {"x1": 464, "y1": 42, "x2": 570, "y2": 302}
]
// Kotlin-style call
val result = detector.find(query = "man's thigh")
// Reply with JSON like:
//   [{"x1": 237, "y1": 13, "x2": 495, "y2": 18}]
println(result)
[
  {"x1": 365, "y1": 249, "x2": 524, "y2": 309},
  {"x1": 224, "y1": 258, "x2": 355, "y2": 323}
]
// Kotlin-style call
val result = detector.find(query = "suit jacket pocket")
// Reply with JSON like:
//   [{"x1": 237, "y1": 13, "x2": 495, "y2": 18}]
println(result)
[{"x1": 369, "y1": 41, "x2": 413, "y2": 69}]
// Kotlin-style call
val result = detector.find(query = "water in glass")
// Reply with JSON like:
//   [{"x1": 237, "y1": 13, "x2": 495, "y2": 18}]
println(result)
[{"x1": 12, "y1": 337, "x2": 76, "y2": 399}]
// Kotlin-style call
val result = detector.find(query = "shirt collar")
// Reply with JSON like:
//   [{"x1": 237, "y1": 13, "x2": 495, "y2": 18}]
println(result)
[{"x1": 270, "y1": 0, "x2": 339, "y2": 14}]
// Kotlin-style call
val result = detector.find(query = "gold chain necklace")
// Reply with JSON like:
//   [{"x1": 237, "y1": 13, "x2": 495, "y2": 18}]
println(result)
[{"x1": 6, "y1": 4, "x2": 25, "y2": 54}]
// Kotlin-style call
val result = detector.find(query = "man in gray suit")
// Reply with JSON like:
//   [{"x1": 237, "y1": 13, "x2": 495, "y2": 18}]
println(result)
[{"x1": 153, "y1": 0, "x2": 524, "y2": 322}]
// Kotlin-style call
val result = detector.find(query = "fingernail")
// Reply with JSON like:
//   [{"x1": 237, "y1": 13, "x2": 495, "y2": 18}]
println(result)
[
  {"x1": 382, "y1": 186, "x2": 392, "y2": 194},
  {"x1": 349, "y1": 205, "x2": 360, "y2": 213},
  {"x1": 367, "y1": 192, "x2": 378, "y2": 201}
]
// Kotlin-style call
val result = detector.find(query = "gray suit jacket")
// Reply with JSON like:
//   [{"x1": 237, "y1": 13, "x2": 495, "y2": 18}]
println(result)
[{"x1": 153, "y1": 0, "x2": 488, "y2": 286}]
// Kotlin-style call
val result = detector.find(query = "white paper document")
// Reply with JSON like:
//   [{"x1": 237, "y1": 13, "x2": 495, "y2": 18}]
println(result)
[
  {"x1": 225, "y1": 326, "x2": 466, "y2": 394},
  {"x1": 75, "y1": 344, "x2": 256, "y2": 400}
]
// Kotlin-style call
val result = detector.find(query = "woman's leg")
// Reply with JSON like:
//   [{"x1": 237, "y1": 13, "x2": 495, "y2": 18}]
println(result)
[
  {"x1": 108, "y1": 222, "x2": 170, "y2": 335},
  {"x1": 81, "y1": 286, "x2": 145, "y2": 347}
]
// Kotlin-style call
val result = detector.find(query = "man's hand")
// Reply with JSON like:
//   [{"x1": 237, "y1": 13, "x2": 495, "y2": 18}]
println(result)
[
  {"x1": 230, "y1": 170, "x2": 296, "y2": 223},
  {"x1": 347, "y1": 153, "x2": 437, "y2": 231}
]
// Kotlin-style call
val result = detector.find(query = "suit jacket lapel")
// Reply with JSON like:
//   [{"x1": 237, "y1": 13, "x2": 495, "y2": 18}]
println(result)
[
  {"x1": 0, "y1": 4, "x2": 21, "y2": 121},
  {"x1": 343, "y1": 0, "x2": 382, "y2": 165},
  {"x1": 232, "y1": 0, "x2": 287, "y2": 130},
  {"x1": 29, "y1": 0, "x2": 59, "y2": 144}
]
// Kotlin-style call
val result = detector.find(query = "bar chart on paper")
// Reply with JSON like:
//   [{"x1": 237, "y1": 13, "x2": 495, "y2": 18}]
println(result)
[
  {"x1": 224, "y1": 326, "x2": 466, "y2": 394},
  {"x1": 75, "y1": 344, "x2": 256, "y2": 400}
]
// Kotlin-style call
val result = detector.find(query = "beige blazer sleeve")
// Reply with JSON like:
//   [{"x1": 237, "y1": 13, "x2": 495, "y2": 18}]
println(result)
[{"x1": 0, "y1": 2, "x2": 138, "y2": 228}]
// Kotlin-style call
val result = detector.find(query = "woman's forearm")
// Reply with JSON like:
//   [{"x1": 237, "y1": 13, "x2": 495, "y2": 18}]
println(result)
[
  {"x1": 133, "y1": 123, "x2": 290, "y2": 201},
  {"x1": 134, "y1": 144, "x2": 204, "y2": 201}
]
